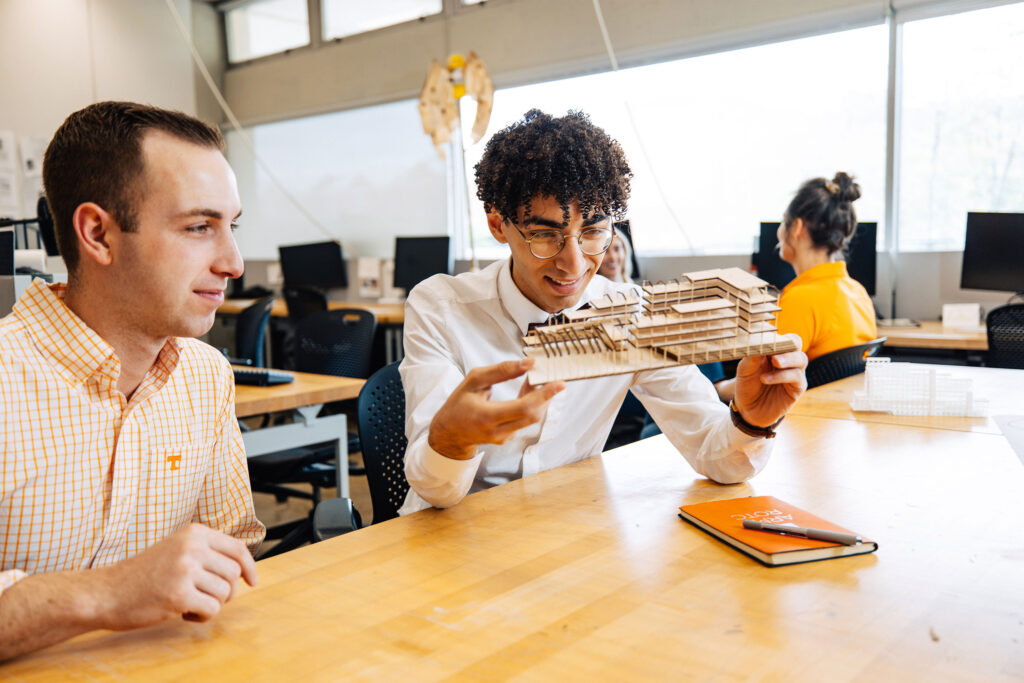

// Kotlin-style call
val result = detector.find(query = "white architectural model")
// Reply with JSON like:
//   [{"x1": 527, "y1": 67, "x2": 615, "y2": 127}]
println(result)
[
  {"x1": 523, "y1": 268, "x2": 799, "y2": 384},
  {"x1": 850, "y1": 358, "x2": 989, "y2": 417}
]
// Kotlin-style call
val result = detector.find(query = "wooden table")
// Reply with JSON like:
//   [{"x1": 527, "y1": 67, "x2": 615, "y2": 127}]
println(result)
[
  {"x1": 9, "y1": 396, "x2": 1024, "y2": 678},
  {"x1": 234, "y1": 368, "x2": 364, "y2": 418},
  {"x1": 791, "y1": 364, "x2": 1015, "y2": 435},
  {"x1": 234, "y1": 369, "x2": 365, "y2": 500},
  {"x1": 219, "y1": 298, "x2": 405, "y2": 325},
  {"x1": 881, "y1": 320, "x2": 987, "y2": 351}
]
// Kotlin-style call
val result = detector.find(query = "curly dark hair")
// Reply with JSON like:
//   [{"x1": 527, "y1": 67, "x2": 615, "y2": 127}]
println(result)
[{"x1": 474, "y1": 109, "x2": 632, "y2": 224}]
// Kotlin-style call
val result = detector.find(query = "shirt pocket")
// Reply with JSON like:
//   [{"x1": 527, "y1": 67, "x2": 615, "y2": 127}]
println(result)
[{"x1": 138, "y1": 414, "x2": 216, "y2": 532}]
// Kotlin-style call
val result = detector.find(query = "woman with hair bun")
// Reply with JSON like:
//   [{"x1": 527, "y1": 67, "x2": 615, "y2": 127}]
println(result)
[{"x1": 773, "y1": 172, "x2": 877, "y2": 360}]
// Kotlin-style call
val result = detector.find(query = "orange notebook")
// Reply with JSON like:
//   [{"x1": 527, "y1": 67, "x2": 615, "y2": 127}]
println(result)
[{"x1": 678, "y1": 495, "x2": 878, "y2": 566}]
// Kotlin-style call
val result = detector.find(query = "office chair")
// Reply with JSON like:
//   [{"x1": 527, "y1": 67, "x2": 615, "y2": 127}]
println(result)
[
  {"x1": 293, "y1": 308, "x2": 378, "y2": 379},
  {"x1": 234, "y1": 295, "x2": 275, "y2": 367},
  {"x1": 805, "y1": 338, "x2": 887, "y2": 389},
  {"x1": 356, "y1": 361, "x2": 409, "y2": 524},
  {"x1": 282, "y1": 286, "x2": 327, "y2": 324},
  {"x1": 279, "y1": 286, "x2": 327, "y2": 369},
  {"x1": 985, "y1": 304, "x2": 1024, "y2": 369},
  {"x1": 248, "y1": 309, "x2": 378, "y2": 556}
]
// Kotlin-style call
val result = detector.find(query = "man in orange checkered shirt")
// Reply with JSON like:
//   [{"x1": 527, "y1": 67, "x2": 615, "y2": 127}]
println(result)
[{"x1": 0, "y1": 102, "x2": 266, "y2": 660}]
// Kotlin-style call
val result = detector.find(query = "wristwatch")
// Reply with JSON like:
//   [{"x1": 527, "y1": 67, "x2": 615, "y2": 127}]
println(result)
[{"x1": 729, "y1": 400, "x2": 784, "y2": 439}]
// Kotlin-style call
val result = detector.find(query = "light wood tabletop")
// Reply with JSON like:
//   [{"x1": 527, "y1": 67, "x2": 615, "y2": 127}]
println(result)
[
  {"x1": 234, "y1": 369, "x2": 364, "y2": 417},
  {"x1": 8, "y1": 415, "x2": 1023, "y2": 679},
  {"x1": 219, "y1": 298, "x2": 405, "y2": 324},
  {"x1": 791, "y1": 364, "x2": 1017, "y2": 434},
  {"x1": 881, "y1": 320, "x2": 988, "y2": 351}
]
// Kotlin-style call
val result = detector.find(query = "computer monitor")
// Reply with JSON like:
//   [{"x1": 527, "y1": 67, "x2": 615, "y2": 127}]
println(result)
[
  {"x1": 0, "y1": 229, "x2": 13, "y2": 276},
  {"x1": 753, "y1": 222, "x2": 876, "y2": 296},
  {"x1": 393, "y1": 236, "x2": 450, "y2": 293},
  {"x1": 278, "y1": 240, "x2": 348, "y2": 290},
  {"x1": 960, "y1": 212, "x2": 1024, "y2": 292},
  {"x1": 36, "y1": 197, "x2": 61, "y2": 257},
  {"x1": 612, "y1": 219, "x2": 642, "y2": 282}
]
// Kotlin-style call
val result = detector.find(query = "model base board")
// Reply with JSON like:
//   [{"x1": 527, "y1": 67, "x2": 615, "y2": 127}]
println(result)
[{"x1": 523, "y1": 267, "x2": 798, "y2": 384}]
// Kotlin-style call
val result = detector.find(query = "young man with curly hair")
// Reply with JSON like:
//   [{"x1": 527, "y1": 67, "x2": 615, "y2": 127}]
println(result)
[{"x1": 398, "y1": 109, "x2": 807, "y2": 513}]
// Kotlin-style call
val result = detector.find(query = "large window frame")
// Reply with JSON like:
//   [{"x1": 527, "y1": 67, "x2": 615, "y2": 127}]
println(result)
[{"x1": 220, "y1": 0, "x2": 1024, "y2": 283}]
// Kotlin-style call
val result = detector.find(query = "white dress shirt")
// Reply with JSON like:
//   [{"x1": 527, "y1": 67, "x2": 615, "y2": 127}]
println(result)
[{"x1": 398, "y1": 259, "x2": 773, "y2": 514}]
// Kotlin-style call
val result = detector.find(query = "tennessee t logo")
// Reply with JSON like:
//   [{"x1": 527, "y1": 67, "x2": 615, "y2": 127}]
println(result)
[{"x1": 166, "y1": 454, "x2": 182, "y2": 471}]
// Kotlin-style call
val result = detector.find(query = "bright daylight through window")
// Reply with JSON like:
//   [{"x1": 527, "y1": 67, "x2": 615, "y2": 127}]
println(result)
[
  {"x1": 897, "y1": 2, "x2": 1024, "y2": 251},
  {"x1": 322, "y1": 0, "x2": 442, "y2": 40},
  {"x1": 461, "y1": 25, "x2": 888, "y2": 258},
  {"x1": 225, "y1": 0, "x2": 309, "y2": 64}
]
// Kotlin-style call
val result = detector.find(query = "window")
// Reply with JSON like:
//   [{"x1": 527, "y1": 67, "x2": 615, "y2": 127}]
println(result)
[
  {"x1": 225, "y1": 0, "x2": 309, "y2": 64},
  {"x1": 897, "y1": 3, "x2": 1024, "y2": 251},
  {"x1": 225, "y1": 99, "x2": 447, "y2": 261},
  {"x1": 462, "y1": 25, "x2": 888, "y2": 257},
  {"x1": 322, "y1": 0, "x2": 442, "y2": 41}
]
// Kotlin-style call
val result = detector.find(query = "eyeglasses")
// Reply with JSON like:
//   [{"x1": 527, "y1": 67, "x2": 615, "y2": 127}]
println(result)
[{"x1": 506, "y1": 220, "x2": 613, "y2": 260}]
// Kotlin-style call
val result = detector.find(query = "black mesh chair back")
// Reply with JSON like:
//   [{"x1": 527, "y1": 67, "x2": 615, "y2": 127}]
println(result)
[
  {"x1": 986, "y1": 304, "x2": 1024, "y2": 369},
  {"x1": 294, "y1": 309, "x2": 378, "y2": 379},
  {"x1": 235, "y1": 295, "x2": 275, "y2": 367},
  {"x1": 805, "y1": 337, "x2": 887, "y2": 389},
  {"x1": 282, "y1": 286, "x2": 328, "y2": 325},
  {"x1": 356, "y1": 361, "x2": 409, "y2": 523}
]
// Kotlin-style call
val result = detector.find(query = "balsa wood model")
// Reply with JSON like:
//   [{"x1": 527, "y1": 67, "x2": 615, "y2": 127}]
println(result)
[{"x1": 523, "y1": 267, "x2": 798, "y2": 384}]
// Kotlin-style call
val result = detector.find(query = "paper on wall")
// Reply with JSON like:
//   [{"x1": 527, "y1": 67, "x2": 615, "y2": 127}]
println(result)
[
  {"x1": 0, "y1": 130, "x2": 16, "y2": 171},
  {"x1": 19, "y1": 137, "x2": 47, "y2": 178},
  {"x1": 358, "y1": 257, "x2": 382, "y2": 297},
  {"x1": 21, "y1": 175, "x2": 44, "y2": 218},
  {"x1": 0, "y1": 170, "x2": 19, "y2": 216}
]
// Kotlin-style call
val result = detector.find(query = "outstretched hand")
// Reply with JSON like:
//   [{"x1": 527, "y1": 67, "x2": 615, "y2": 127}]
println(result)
[
  {"x1": 733, "y1": 334, "x2": 807, "y2": 428},
  {"x1": 428, "y1": 358, "x2": 566, "y2": 460}
]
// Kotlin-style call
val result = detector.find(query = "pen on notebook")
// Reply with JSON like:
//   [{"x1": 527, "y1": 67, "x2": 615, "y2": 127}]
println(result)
[{"x1": 742, "y1": 520, "x2": 861, "y2": 546}]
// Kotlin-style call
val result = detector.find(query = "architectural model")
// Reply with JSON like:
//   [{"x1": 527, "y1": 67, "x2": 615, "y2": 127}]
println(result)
[
  {"x1": 523, "y1": 267, "x2": 799, "y2": 384},
  {"x1": 850, "y1": 358, "x2": 989, "y2": 417}
]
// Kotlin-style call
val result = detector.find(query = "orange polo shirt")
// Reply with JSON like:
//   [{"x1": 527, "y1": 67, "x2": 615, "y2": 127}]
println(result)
[
  {"x1": 776, "y1": 261, "x2": 877, "y2": 361},
  {"x1": 0, "y1": 280, "x2": 265, "y2": 595}
]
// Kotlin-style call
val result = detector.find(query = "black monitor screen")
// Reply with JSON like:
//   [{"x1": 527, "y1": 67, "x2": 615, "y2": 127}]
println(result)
[
  {"x1": 278, "y1": 241, "x2": 348, "y2": 290},
  {"x1": 613, "y1": 220, "x2": 642, "y2": 282},
  {"x1": 754, "y1": 223, "x2": 796, "y2": 291},
  {"x1": 394, "y1": 236, "x2": 450, "y2": 293},
  {"x1": 754, "y1": 222, "x2": 876, "y2": 296},
  {"x1": 0, "y1": 230, "x2": 13, "y2": 276},
  {"x1": 36, "y1": 197, "x2": 60, "y2": 257},
  {"x1": 960, "y1": 212, "x2": 1024, "y2": 292}
]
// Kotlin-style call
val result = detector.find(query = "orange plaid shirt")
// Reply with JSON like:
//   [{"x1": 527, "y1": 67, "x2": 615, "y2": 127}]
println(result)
[{"x1": 0, "y1": 280, "x2": 265, "y2": 595}]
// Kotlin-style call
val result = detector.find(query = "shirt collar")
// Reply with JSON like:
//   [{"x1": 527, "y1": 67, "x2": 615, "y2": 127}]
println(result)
[
  {"x1": 12, "y1": 279, "x2": 183, "y2": 387},
  {"x1": 497, "y1": 259, "x2": 600, "y2": 335},
  {"x1": 786, "y1": 260, "x2": 849, "y2": 290}
]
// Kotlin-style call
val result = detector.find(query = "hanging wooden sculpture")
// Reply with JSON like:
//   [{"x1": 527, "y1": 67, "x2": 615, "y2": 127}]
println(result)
[
  {"x1": 523, "y1": 267, "x2": 799, "y2": 384},
  {"x1": 418, "y1": 51, "x2": 494, "y2": 159}
]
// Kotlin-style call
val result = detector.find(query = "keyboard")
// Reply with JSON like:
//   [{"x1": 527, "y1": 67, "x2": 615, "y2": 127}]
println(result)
[{"x1": 233, "y1": 367, "x2": 295, "y2": 386}]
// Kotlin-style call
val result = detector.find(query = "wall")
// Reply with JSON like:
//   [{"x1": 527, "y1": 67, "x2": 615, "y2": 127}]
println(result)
[
  {"x1": 0, "y1": 0, "x2": 197, "y2": 138},
  {"x1": 0, "y1": 0, "x2": 200, "y2": 220},
  {"x1": 223, "y1": 0, "x2": 884, "y2": 127}
]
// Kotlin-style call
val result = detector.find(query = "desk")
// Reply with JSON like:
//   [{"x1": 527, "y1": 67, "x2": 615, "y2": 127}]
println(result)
[
  {"x1": 881, "y1": 320, "x2": 987, "y2": 351},
  {"x1": 219, "y1": 298, "x2": 405, "y2": 325},
  {"x1": 791, "y1": 364, "x2": 1015, "y2": 435},
  {"x1": 234, "y1": 369, "x2": 364, "y2": 500},
  {"x1": 219, "y1": 298, "x2": 406, "y2": 364},
  {"x1": 10, "y1": 401, "x2": 1024, "y2": 678}
]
